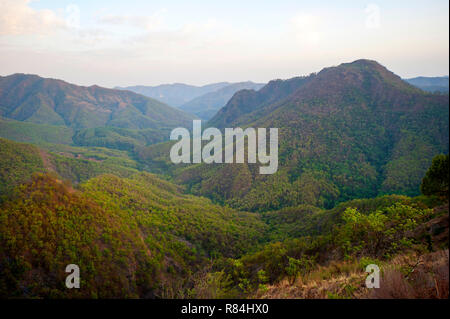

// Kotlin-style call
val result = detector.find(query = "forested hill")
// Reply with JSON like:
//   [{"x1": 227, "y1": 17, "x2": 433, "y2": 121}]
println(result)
[
  {"x1": 0, "y1": 74, "x2": 194, "y2": 130},
  {"x1": 210, "y1": 59, "x2": 435, "y2": 129},
  {"x1": 142, "y1": 59, "x2": 449, "y2": 212},
  {"x1": 208, "y1": 76, "x2": 311, "y2": 129},
  {"x1": 0, "y1": 137, "x2": 266, "y2": 297}
]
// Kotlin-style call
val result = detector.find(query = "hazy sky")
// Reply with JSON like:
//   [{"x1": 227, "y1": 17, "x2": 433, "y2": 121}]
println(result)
[{"x1": 0, "y1": 0, "x2": 448, "y2": 87}]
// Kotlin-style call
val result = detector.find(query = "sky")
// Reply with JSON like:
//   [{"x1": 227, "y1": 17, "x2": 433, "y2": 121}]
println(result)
[{"x1": 0, "y1": 0, "x2": 448, "y2": 88}]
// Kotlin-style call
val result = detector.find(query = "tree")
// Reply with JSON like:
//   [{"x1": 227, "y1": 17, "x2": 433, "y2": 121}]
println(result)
[
  {"x1": 420, "y1": 154, "x2": 449, "y2": 198},
  {"x1": 285, "y1": 256, "x2": 314, "y2": 285}
]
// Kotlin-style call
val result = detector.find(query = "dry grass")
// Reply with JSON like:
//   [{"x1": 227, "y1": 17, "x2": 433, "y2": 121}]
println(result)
[
  {"x1": 368, "y1": 249, "x2": 449, "y2": 299},
  {"x1": 254, "y1": 249, "x2": 449, "y2": 299},
  {"x1": 255, "y1": 259, "x2": 369, "y2": 299}
]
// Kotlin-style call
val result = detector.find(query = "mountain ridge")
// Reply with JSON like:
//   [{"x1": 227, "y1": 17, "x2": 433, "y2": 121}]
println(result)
[
  {"x1": 405, "y1": 76, "x2": 449, "y2": 93},
  {"x1": 0, "y1": 73, "x2": 195, "y2": 130},
  {"x1": 178, "y1": 81, "x2": 265, "y2": 120},
  {"x1": 140, "y1": 59, "x2": 449, "y2": 212},
  {"x1": 116, "y1": 82, "x2": 231, "y2": 107}
]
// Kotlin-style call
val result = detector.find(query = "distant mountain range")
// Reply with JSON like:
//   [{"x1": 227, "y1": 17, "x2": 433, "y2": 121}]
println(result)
[
  {"x1": 116, "y1": 76, "x2": 449, "y2": 121},
  {"x1": 405, "y1": 76, "x2": 449, "y2": 93},
  {"x1": 0, "y1": 74, "x2": 195, "y2": 150},
  {"x1": 0, "y1": 74, "x2": 194, "y2": 130},
  {"x1": 115, "y1": 82, "x2": 231, "y2": 107},
  {"x1": 117, "y1": 81, "x2": 265, "y2": 120},
  {"x1": 178, "y1": 81, "x2": 265, "y2": 120}
]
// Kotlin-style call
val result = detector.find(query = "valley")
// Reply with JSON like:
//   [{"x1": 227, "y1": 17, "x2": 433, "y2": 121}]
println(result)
[{"x1": 0, "y1": 59, "x2": 448, "y2": 299}]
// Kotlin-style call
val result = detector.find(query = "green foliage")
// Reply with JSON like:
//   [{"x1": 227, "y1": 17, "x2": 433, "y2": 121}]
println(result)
[
  {"x1": 0, "y1": 73, "x2": 194, "y2": 130},
  {"x1": 420, "y1": 154, "x2": 449, "y2": 197},
  {"x1": 2, "y1": 135, "x2": 447, "y2": 298},
  {"x1": 137, "y1": 60, "x2": 449, "y2": 212},
  {"x1": 286, "y1": 256, "x2": 315, "y2": 285},
  {"x1": 0, "y1": 117, "x2": 73, "y2": 145},
  {"x1": 336, "y1": 204, "x2": 431, "y2": 258},
  {"x1": 0, "y1": 138, "x2": 45, "y2": 197},
  {"x1": 72, "y1": 126, "x2": 169, "y2": 151},
  {"x1": 81, "y1": 173, "x2": 266, "y2": 258},
  {"x1": 262, "y1": 205, "x2": 324, "y2": 241},
  {"x1": 358, "y1": 256, "x2": 381, "y2": 270},
  {"x1": 0, "y1": 174, "x2": 158, "y2": 298},
  {"x1": 0, "y1": 137, "x2": 140, "y2": 190},
  {"x1": 0, "y1": 170, "x2": 267, "y2": 298},
  {"x1": 49, "y1": 153, "x2": 138, "y2": 184},
  {"x1": 41, "y1": 143, "x2": 140, "y2": 170},
  {"x1": 220, "y1": 196, "x2": 442, "y2": 295},
  {"x1": 380, "y1": 132, "x2": 439, "y2": 196}
]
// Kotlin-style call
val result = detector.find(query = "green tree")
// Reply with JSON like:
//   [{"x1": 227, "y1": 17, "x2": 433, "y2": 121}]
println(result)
[
  {"x1": 285, "y1": 256, "x2": 314, "y2": 285},
  {"x1": 420, "y1": 154, "x2": 449, "y2": 198}
]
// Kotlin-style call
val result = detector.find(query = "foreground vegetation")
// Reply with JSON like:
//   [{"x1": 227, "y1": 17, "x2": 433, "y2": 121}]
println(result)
[{"x1": 0, "y1": 137, "x2": 447, "y2": 298}]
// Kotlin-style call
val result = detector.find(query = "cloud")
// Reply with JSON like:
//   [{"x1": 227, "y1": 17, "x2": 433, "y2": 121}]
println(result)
[
  {"x1": 289, "y1": 13, "x2": 322, "y2": 45},
  {"x1": 98, "y1": 8, "x2": 167, "y2": 31},
  {"x1": 0, "y1": 0, "x2": 65, "y2": 35}
]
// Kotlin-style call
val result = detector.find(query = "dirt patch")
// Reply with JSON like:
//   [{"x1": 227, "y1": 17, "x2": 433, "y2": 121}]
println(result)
[{"x1": 38, "y1": 149, "x2": 57, "y2": 173}]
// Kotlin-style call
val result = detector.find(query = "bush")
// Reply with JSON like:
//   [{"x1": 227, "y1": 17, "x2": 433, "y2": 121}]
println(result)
[{"x1": 420, "y1": 154, "x2": 449, "y2": 198}]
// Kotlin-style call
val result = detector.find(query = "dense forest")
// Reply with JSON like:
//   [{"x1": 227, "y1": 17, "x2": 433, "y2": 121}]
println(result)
[
  {"x1": 138, "y1": 60, "x2": 449, "y2": 212},
  {"x1": 0, "y1": 60, "x2": 448, "y2": 299},
  {"x1": 0, "y1": 137, "x2": 448, "y2": 298}
]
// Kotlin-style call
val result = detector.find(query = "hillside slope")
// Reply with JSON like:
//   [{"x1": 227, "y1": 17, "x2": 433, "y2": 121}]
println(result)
[
  {"x1": 140, "y1": 60, "x2": 449, "y2": 211},
  {"x1": 0, "y1": 137, "x2": 139, "y2": 196},
  {"x1": 208, "y1": 76, "x2": 311, "y2": 129},
  {"x1": 0, "y1": 138, "x2": 266, "y2": 298},
  {"x1": 0, "y1": 74, "x2": 194, "y2": 130},
  {"x1": 0, "y1": 136, "x2": 447, "y2": 299},
  {"x1": 179, "y1": 82, "x2": 265, "y2": 120}
]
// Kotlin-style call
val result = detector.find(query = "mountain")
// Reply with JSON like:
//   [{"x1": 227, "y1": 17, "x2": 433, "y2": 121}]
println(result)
[
  {"x1": 0, "y1": 59, "x2": 449, "y2": 298},
  {"x1": 0, "y1": 73, "x2": 194, "y2": 130},
  {"x1": 116, "y1": 82, "x2": 231, "y2": 107},
  {"x1": 140, "y1": 59, "x2": 449, "y2": 212},
  {"x1": 208, "y1": 76, "x2": 311, "y2": 128},
  {"x1": 0, "y1": 138, "x2": 266, "y2": 298},
  {"x1": 178, "y1": 82, "x2": 265, "y2": 120},
  {"x1": 405, "y1": 76, "x2": 449, "y2": 93}
]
